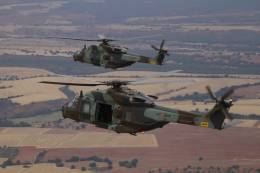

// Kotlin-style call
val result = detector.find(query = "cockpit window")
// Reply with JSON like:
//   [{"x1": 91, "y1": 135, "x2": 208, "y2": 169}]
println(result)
[
  {"x1": 68, "y1": 96, "x2": 79, "y2": 108},
  {"x1": 131, "y1": 97, "x2": 146, "y2": 103}
]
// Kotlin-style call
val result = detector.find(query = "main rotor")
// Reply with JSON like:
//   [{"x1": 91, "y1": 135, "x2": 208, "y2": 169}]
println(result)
[
  {"x1": 43, "y1": 36, "x2": 117, "y2": 45},
  {"x1": 39, "y1": 80, "x2": 131, "y2": 89}
]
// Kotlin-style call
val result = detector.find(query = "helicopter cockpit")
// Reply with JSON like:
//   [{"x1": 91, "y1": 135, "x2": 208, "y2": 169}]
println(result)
[
  {"x1": 73, "y1": 45, "x2": 87, "y2": 62},
  {"x1": 62, "y1": 94, "x2": 81, "y2": 121}
]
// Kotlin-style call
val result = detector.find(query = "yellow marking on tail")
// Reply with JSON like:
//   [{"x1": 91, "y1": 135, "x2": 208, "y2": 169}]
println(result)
[
  {"x1": 200, "y1": 122, "x2": 209, "y2": 128},
  {"x1": 148, "y1": 59, "x2": 158, "y2": 65}
]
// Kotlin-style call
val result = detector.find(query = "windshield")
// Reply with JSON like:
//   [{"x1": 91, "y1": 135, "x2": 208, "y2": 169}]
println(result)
[{"x1": 68, "y1": 96, "x2": 79, "y2": 108}]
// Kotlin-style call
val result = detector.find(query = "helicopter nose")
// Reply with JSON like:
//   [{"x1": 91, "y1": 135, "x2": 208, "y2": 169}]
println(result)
[
  {"x1": 73, "y1": 53, "x2": 79, "y2": 61},
  {"x1": 73, "y1": 52, "x2": 83, "y2": 62}
]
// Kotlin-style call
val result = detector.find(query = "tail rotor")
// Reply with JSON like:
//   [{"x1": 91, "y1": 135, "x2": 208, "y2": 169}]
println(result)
[
  {"x1": 151, "y1": 40, "x2": 169, "y2": 56},
  {"x1": 206, "y1": 86, "x2": 234, "y2": 120}
]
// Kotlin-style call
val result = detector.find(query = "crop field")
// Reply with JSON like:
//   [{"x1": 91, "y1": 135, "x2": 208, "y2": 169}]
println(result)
[
  {"x1": 0, "y1": 68, "x2": 260, "y2": 105},
  {"x1": 0, "y1": 128, "x2": 158, "y2": 149},
  {"x1": 1, "y1": 1, "x2": 260, "y2": 172},
  {"x1": 1, "y1": 67, "x2": 260, "y2": 121},
  {"x1": 0, "y1": 163, "x2": 93, "y2": 173}
]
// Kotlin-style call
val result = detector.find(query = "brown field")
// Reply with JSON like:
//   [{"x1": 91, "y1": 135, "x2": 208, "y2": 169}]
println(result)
[
  {"x1": 0, "y1": 67, "x2": 258, "y2": 136},
  {"x1": 0, "y1": 128, "x2": 158, "y2": 149},
  {"x1": 1, "y1": 68, "x2": 260, "y2": 116},
  {"x1": 3, "y1": 125, "x2": 258, "y2": 172},
  {"x1": 30, "y1": 125, "x2": 260, "y2": 172},
  {"x1": 0, "y1": 163, "x2": 93, "y2": 173}
]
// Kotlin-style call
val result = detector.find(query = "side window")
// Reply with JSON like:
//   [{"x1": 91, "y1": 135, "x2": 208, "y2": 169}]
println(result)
[{"x1": 83, "y1": 102, "x2": 90, "y2": 114}]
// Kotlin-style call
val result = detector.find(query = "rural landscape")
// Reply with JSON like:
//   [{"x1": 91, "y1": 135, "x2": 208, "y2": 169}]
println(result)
[{"x1": 0, "y1": 0, "x2": 260, "y2": 172}]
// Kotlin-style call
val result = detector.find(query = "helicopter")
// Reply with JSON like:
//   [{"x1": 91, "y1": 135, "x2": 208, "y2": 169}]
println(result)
[
  {"x1": 47, "y1": 36, "x2": 169, "y2": 69},
  {"x1": 40, "y1": 80, "x2": 234, "y2": 135}
]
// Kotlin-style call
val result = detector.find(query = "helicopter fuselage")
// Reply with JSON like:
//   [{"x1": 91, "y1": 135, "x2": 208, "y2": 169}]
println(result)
[
  {"x1": 73, "y1": 43, "x2": 166, "y2": 69},
  {"x1": 60, "y1": 85, "x2": 229, "y2": 135}
]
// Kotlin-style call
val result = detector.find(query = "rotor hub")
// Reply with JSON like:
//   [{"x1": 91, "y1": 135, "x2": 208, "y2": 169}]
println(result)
[{"x1": 102, "y1": 80, "x2": 130, "y2": 88}]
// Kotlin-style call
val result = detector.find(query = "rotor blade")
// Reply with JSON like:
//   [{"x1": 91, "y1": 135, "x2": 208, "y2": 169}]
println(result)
[
  {"x1": 151, "y1": 45, "x2": 160, "y2": 51},
  {"x1": 206, "y1": 85, "x2": 217, "y2": 101},
  {"x1": 1, "y1": 36, "x2": 114, "y2": 42},
  {"x1": 160, "y1": 40, "x2": 165, "y2": 49},
  {"x1": 221, "y1": 88, "x2": 234, "y2": 101},
  {"x1": 221, "y1": 108, "x2": 233, "y2": 120},
  {"x1": 41, "y1": 36, "x2": 103, "y2": 42},
  {"x1": 44, "y1": 36, "x2": 117, "y2": 42},
  {"x1": 39, "y1": 81, "x2": 105, "y2": 86}
]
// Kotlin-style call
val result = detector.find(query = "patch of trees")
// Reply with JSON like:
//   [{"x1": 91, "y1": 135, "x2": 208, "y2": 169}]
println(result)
[
  {"x1": 67, "y1": 155, "x2": 112, "y2": 167},
  {"x1": 118, "y1": 158, "x2": 138, "y2": 168},
  {"x1": 65, "y1": 155, "x2": 113, "y2": 171},
  {"x1": 148, "y1": 165, "x2": 248, "y2": 173},
  {"x1": 47, "y1": 158, "x2": 64, "y2": 167}
]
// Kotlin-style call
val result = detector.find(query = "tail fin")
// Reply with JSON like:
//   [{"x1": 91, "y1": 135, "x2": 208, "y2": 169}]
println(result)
[
  {"x1": 206, "y1": 106, "x2": 227, "y2": 129},
  {"x1": 150, "y1": 40, "x2": 169, "y2": 65},
  {"x1": 154, "y1": 51, "x2": 166, "y2": 65},
  {"x1": 203, "y1": 86, "x2": 234, "y2": 129}
]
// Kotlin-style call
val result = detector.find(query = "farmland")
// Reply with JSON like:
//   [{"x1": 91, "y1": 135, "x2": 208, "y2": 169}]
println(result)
[
  {"x1": 0, "y1": 163, "x2": 94, "y2": 173},
  {"x1": 0, "y1": 0, "x2": 260, "y2": 172},
  {"x1": 1, "y1": 67, "x2": 260, "y2": 117},
  {"x1": 0, "y1": 128, "x2": 158, "y2": 149}
]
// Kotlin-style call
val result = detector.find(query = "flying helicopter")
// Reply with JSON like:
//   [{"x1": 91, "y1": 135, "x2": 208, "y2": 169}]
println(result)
[
  {"x1": 40, "y1": 80, "x2": 234, "y2": 135},
  {"x1": 48, "y1": 36, "x2": 169, "y2": 69}
]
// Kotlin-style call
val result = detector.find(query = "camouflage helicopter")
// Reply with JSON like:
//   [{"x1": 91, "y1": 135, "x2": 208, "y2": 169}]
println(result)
[
  {"x1": 40, "y1": 80, "x2": 234, "y2": 135},
  {"x1": 32, "y1": 36, "x2": 169, "y2": 69}
]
